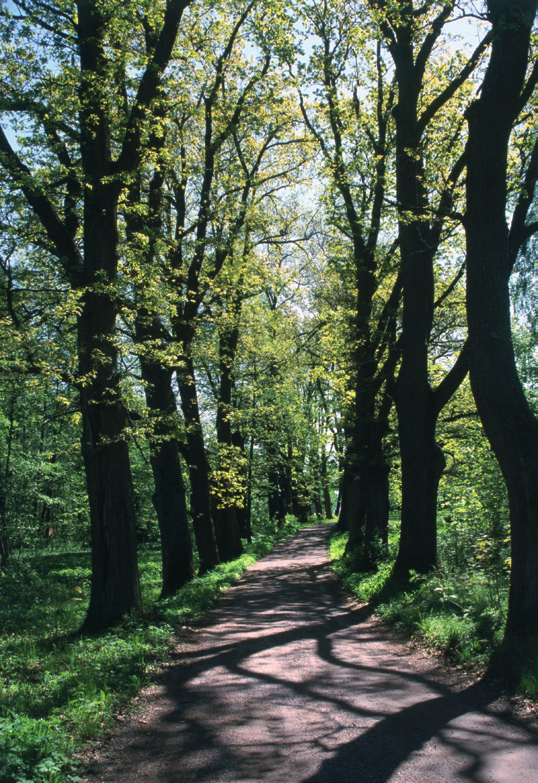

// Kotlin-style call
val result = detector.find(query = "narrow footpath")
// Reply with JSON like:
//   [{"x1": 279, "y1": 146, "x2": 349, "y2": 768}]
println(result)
[{"x1": 81, "y1": 525, "x2": 538, "y2": 783}]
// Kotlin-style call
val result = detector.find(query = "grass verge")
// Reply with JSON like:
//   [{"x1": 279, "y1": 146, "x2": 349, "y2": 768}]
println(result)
[
  {"x1": 0, "y1": 516, "x2": 315, "y2": 783},
  {"x1": 328, "y1": 527, "x2": 537, "y2": 692}
]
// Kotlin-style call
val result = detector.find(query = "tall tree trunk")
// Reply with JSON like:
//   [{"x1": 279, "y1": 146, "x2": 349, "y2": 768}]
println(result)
[
  {"x1": 177, "y1": 355, "x2": 220, "y2": 575},
  {"x1": 334, "y1": 454, "x2": 345, "y2": 521},
  {"x1": 393, "y1": 397, "x2": 445, "y2": 574},
  {"x1": 214, "y1": 318, "x2": 244, "y2": 560},
  {"x1": 209, "y1": 495, "x2": 226, "y2": 560},
  {"x1": 373, "y1": 1, "x2": 490, "y2": 579},
  {"x1": 140, "y1": 358, "x2": 195, "y2": 598},
  {"x1": 313, "y1": 491, "x2": 324, "y2": 520},
  {"x1": 362, "y1": 432, "x2": 390, "y2": 546},
  {"x1": 79, "y1": 290, "x2": 142, "y2": 631},
  {"x1": 321, "y1": 451, "x2": 333, "y2": 520},
  {"x1": 78, "y1": 0, "x2": 145, "y2": 631},
  {"x1": 266, "y1": 439, "x2": 287, "y2": 525},
  {"x1": 232, "y1": 430, "x2": 250, "y2": 540},
  {"x1": 343, "y1": 430, "x2": 392, "y2": 554},
  {"x1": 341, "y1": 420, "x2": 391, "y2": 551},
  {"x1": 0, "y1": 0, "x2": 193, "y2": 629},
  {"x1": 465, "y1": 0, "x2": 538, "y2": 638},
  {"x1": 245, "y1": 435, "x2": 254, "y2": 542},
  {"x1": 214, "y1": 505, "x2": 243, "y2": 562},
  {"x1": 267, "y1": 466, "x2": 282, "y2": 524},
  {"x1": 337, "y1": 466, "x2": 354, "y2": 534},
  {"x1": 387, "y1": 23, "x2": 461, "y2": 578},
  {"x1": 348, "y1": 382, "x2": 392, "y2": 555},
  {"x1": 310, "y1": 446, "x2": 324, "y2": 520},
  {"x1": 284, "y1": 441, "x2": 295, "y2": 516},
  {"x1": 291, "y1": 452, "x2": 310, "y2": 525},
  {"x1": 392, "y1": 72, "x2": 439, "y2": 574},
  {"x1": 394, "y1": 351, "x2": 469, "y2": 576}
]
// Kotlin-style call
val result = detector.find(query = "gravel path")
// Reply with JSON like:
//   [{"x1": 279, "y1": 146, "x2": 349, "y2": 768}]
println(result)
[{"x1": 81, "y1": 524, "x2": 538, "y2": 783}]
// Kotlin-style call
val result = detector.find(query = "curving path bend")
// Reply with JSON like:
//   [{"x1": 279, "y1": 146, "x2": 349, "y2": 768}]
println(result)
[{"x1": 81, "y1": 524, "x2": 538, "y2": 783}]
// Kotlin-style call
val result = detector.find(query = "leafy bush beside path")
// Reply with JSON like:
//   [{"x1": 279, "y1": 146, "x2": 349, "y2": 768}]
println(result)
[{"x1": 328, "y1": 526, "x2": 538, "y2": 698}]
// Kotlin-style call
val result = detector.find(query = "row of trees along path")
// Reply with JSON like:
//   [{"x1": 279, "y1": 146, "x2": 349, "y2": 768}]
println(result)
[
  {"x1": 0, "y1": 0, "x2": 537, "y2": 647},
  {"x1": 80, "y1": 525, "x2": 538, "y2": 783}
]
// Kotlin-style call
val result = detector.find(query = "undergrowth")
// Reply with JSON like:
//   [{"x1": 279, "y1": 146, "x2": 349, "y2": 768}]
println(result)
[
  {"x1": 329, "y1": 528, "x2": 509, "y2": 669},
  {"x1": 0, "y1": 515, "x2": 314, "y2": 783},
  {"x1": 329, "y1": 526, "x2": 538, "y2": 699}
]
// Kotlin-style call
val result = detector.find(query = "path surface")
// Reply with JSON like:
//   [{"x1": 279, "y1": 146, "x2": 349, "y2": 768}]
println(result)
[{"x1": 81, "y1": 525, "x2": 538, "y2": 783}]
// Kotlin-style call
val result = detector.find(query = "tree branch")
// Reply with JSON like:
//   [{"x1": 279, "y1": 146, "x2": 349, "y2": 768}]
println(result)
[
  {"x1": 0, "y1": 124, "x2": 83, "y2": 285},
  {"x1": 432, "y1": 341, "x2": 469, "y2": 417},
  {"x1": 417, "y1": 30, "x2": 492, "y2": 138},
  {"x1": 508, "y1": 135, "x2": 538, "y2": 273},
  {"x1": 114, "y1": 0, "x2": 193, "y2": 174}
]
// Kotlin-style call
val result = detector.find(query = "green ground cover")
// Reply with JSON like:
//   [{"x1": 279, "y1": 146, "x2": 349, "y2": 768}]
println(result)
[
  {"x1": 328, "y1": 521, "x2": 538, "y2": 695},
  {"x1": 0, "y1": 516, "x2": 312, "y2": 783}
]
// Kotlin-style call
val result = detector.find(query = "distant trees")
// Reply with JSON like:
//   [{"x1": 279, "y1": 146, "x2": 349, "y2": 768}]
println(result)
[
  {"x1": 299, "y1": 0, "x2": 492, "y2": 577},
  {"x1": 298, "y1": 0, "x2": 401, "y2": 558},
  {"x1": 121, "y1": 1, "x2": 288, "y2": 577},
  {"x1": 121, "y1": 2, "x2": 309, "y2": 572}
]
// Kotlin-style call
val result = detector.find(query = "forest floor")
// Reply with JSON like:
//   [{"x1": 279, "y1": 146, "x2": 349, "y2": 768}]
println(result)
[{"x1": 79, "y1": 524, "x2": 538, "y2": 783}]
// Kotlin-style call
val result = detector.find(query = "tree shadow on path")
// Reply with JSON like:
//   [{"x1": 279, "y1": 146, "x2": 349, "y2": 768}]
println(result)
[{"x1": 82, "y1": 525, "x2": 538, "y2": 783}]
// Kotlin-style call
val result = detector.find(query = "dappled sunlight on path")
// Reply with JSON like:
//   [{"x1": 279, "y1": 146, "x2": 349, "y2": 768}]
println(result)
[{"x1": 81, "y1": 525, "x2": 538, "y2": 783}]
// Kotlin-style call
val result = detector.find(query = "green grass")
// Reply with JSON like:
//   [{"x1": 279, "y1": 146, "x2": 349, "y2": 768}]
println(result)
[{"x1": 0, "y1": 515, "x2": 316, "y2": 783}]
